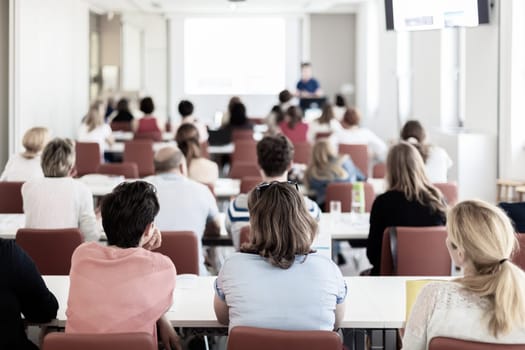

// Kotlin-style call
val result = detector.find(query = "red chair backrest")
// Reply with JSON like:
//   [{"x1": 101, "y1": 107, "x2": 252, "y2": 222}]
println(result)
[
  {"x1": 42, "y1": 332, "x2": 156, "y2": 350},
  {"x1": 230, "y1": 162, "x2": 261, "y2": 179},
  {"x1": 315, "y1": 131, "x2": 332, "y2": 140},
  {"x1": 110, "y1": 121, "x2": 133, "y2": 132},
  {"x1": 154, "y1": 231, "x2": 199, "y2": 275},
  {"x1": 16, "y1": 228, "x2": 83, "y2": 275},
  {"x1": 434, "y1": 182, "x2": 458, "y2": 206},
  {"x1": 293, "y1": 142, "x2": 312, "y2": 165},
  {"x1": 324, "y1": 182, "x2": 375, "y2": 212},
  {"x1": 338, "y1": 144, "x2": 368, "y2": 177},
  {"x1": 380, "y1": 226, "x2": 450, "y2": 276},
  {"x1": 239, "y1": 225, "x2": 251, "y2": 248},
  {"x1": 232, "y1": 129, "x2": 254, "y2": 141},
  {"x1": 429, "y1": 337, "x2": 525, "y2": 350},
  {"x1": 240, "y1": 176, "x2": 263, "y2": 194},
  {"x1": 134, "y1": 131, "x2": 162, "y2": 142},
  {"x1": 123, "y1": 140, "x2": 155, "y2": 177},
  {"x1": 372, "y1": 162, "x2": 386, "y2": 179},
  {"x1": 232, "y1": 140, "x2": 257, "y2": 165},
  {"x1": 512, "y1": 233, "x2": 525, "y2": 271},
  {"x1": 0, "y1": 181, "x2": 24, "y2": 213},
  {"x1": 97, "y1": 162, "x2": 139, "y2": 179},
  {"x1": 75, "y1": 142, "x2": 101, "y2": 177},
  {"x1": 227, "y1": 327, "x2": 342, "y2": 350}
]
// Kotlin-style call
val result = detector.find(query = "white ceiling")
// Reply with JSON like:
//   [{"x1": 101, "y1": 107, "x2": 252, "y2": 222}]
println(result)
[{"x1": 85, "y1": 0, "x2": 366, "y2": 15}]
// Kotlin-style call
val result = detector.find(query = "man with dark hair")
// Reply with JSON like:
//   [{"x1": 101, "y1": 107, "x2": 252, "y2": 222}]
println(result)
[
  {"x1": 225, "y1": 135, "x2": 320, "y2": 249},
  {"x1": 175, "y1": 99, "x2": 208, "y2": 143}
]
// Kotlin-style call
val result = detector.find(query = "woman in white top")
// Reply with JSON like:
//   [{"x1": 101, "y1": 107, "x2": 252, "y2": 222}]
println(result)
[
  {"x1": 78, "y1": 102, "x2": 114, "y2": 154},
  {"x1": 307, "y1": 102, "x2": 342, "y2": 143},
  {"x1": 400, "y1": 120, "x2": 452, "y2": 183},
  {"x1": 403, "y1": 200, "x2": 525, "y2": 349},
  {"x1": 334, "y1": 107, "x2": 388, "y2": 162},
  {"x1": 22, "y1": 138, "x2": 100, "y2": 242},
  {"x1": 175, "y1": 123, "x2": 218, "y2": 186},
  {"x1": 332, "y1": 94, "x2": 347, "y2": 122},
  {"x1": 214, "y1": 181, "x2": 347, "y2": 332},
  {"x1": 1, "y1": 127, "x2": 49, "y2": 182}
]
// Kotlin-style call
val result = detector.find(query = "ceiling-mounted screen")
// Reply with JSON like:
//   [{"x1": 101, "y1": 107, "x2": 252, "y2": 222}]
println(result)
[{"x1": 385, "y1": 0, "x2": 491, "y2": 31}]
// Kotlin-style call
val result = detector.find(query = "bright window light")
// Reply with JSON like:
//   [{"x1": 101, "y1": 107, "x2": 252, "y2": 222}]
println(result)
[{"x1": 184, "y1": 17, "x2": 286, "y2": 95}]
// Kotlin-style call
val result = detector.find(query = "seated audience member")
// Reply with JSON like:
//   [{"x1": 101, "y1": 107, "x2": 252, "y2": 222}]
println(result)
[
  {"x1": 278, "y1": 106, "x2": 308, "y2": 143},
  {"x1": 22, "y1": 138, "x2": 100, "y2": 241},
  {"x1": 176, "y1": 100, "x2": 209, "y2": 143},
  {"x1": 0, "y1": 239, "x2": 58, "y2": 350},
  {"x1": 227, "y1": 102, "x2": 253, "y2": 131},
  {"x1": 226, "y1": 135, "x2": 320, "y2": 250},
  {"x1": 111, "y1": 98, "x2": 135, "y2": 123},
  {"x1": 214, "y1": 182, "x2": 346, "y2": 331},
  {"x1": 332, "y1": 94, "x2": 347, "y2": 122},
  {"x1": 306, "y1": 102, "x2": 343, "y2": 143},
  {"x1": 266, "y1": 90, "x2": 293, "y2": 134},
  {"x1": 221, "y1": 96, "x2": 242, "y2": 127},
  {"x1": 499, "y1": 202, "x2": 525, "y2": 233},
  {"x1": 78, "y1": 102, "x2": 114, "y2": 154},
  {"x1": 334, "y1": 107, "x2": 388, "y2": 162},
  {"x1": 0, "y1": 127, "x2": 49, "y2": 181},
  {"x1": 66, "y1": 181, "x2": 180, "y2": 350},
  {"x1": 133, "y1": 96, "x2": 164, "y2": 133},
  {"x1": 175, "y1": 124, "x2": 218, "y2": 186},
  {"x1": 404, "y1": 200, "x2": 525, "y2": 349},
  {"x1": 305, "y1": 139, "x2": 366, "y2": 208},
  {"x1": 145, "y1": 146, "x2": 220, "y2": 275},
  {"x1": 400, "y1": 120, "x2": 452, "y2": 183},
  {"x1": 367, "y1": 142, "x2": 446, "y2": 275}
]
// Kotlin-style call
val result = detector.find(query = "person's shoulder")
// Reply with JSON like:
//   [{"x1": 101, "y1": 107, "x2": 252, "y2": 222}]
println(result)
[
  {"x1": 228, "y1": 194, "x2": 249, "y2": 215},
  {"x1": 222, "y1": 252, "x2": 263, "y2": 271}
]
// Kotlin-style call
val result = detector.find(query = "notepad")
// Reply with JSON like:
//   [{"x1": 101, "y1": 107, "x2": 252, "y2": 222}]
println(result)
[{"x1": 405, "y1": 279, "x2": 445, "y2": 320}]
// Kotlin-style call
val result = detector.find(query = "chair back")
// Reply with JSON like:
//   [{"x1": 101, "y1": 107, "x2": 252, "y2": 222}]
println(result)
[
  {"x1": 372, "y1": 162, "x2": 386, "y2": 178},
  {"x1": 324, "y1": 182, "x2": 375, "y2": 212},
  {"x1": 315, "y1": 131, "x2": 332, "y2": 140},
  {"x1": 123, "y1": 140, "x2": 155, "y2": 177},
  {"x1": 97, "y1": 162, "x2": 139, "y2": 179},
  {"x1": 429, "y1": 337, "x2": 525, "y2": 350},
  {"x1": 293, "y1": 142, "x2": 312, "y2": 165},
  {"x1": 154, "y1": 231, "x2": 199, "y2": 275},
  {"x1": 0, "y1": 181, "x2": 24, "y2": 213},
  {"x1": 338, "y1": 144, "x2": 369, "y2": 176},
  {"x1": 232, "y1": 140, "x2": 257, "y2": 165},
  {"x1": 434, "y1": 182, "x2": 458, "y2": 206},
  {"x1": 512, "y1": 233, "x2": 525, "y2": 271},
  {"x1": 134, "y1": 131, "x2": 162, "y2": 142},
  {"x1": 230, "y1": 162, "x2": 261, "y2": 179},
  {"x1": 232, "y1": 129, "x2": 254, "y2": 142},
  {"x1": 110, "y1": 121, "x2": 133, "y2": 132},
  {"x1": 240, "y1": 176, "x2": 263, "y2": 194},
  {"x1": 16, "y1": 228, "x2": 83, "y2": 275},
  {"x1": 75, "y1": 142, "x2": 101, "y2": 177},
  {"x1": 42, "y1": 332, "x2": 156, "y2": 350},
  {"x1": 227, "y1": 327, "x2": 342, "y2": 350},
  {"x1": 239, "y1": 225, "x2": 251, "y2": 247},
  {"x1": 380, "y1": 226, "x2": 450, "y2": 276}
]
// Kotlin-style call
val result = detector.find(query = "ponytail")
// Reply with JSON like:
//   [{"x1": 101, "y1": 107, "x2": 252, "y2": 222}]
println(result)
[{"x1": 178, "y1": 138, "x2": 201, "y2": 167}]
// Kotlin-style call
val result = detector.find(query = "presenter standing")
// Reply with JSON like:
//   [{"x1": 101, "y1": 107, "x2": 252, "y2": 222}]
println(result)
[{"x1": 296, "y1": 62, "x2": 323, "y2": 97}]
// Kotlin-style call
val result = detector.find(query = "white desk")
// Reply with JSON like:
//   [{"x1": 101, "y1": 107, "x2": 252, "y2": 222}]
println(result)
[
  {"x1": 107, "y1": 141, "x2": 176, "y2": 154},
  {"x1": 207, "y1": 143, "x2": 234, "y2": 155},
  {"x1": 0, "y1": 214, "x2": 25, "y2": 240},
  {"x1": 112, "y1": 131, "x2": 174, "y2": 142},
  {"x1": 213, "y1": 179, "x2": 240, "y2": 199}
]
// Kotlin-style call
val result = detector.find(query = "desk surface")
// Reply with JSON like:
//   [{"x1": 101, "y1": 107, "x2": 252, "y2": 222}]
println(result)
[
  {"x1": 107, "y1": 141, "x2": 176, "y2": 154},
  {"x1": 112, "y1": 131, "x2": 174, "y2": 142},
  {"x1": 43, "y1": 275, "x2": 449, "y2": 329}
]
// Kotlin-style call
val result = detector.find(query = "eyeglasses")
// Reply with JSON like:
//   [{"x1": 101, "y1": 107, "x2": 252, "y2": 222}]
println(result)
[{"x1": 255, "y1": 181, "x2": 299, "y2": 194}]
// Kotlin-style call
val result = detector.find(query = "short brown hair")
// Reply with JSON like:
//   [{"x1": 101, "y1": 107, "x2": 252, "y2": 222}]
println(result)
[
  {"x1": 22, "y1": 127, "x2": 49, "y2": 159},
  {"x1": 243, "y1": 182, "x2": 318, "y2": 269},
  {"x1": 342, "y1": 107, "x2": 360, "y2": 127},
  {"x1": 41, "y1": 138, "x2": 75, "y2": 177},
  {"x1": 256, "y1": 135, "x2": 294, "y2": 177}
]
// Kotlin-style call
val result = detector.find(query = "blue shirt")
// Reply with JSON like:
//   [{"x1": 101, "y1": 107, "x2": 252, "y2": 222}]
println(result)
[{"x1": 297, "y1": 78, "x2": 320, "y2": 94}]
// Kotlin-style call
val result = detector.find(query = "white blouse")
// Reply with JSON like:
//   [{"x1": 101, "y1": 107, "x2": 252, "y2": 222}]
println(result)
[
  {"x1": 425, "y1": 146, "x2": 453, "y2": 183},
  {"x1": 0, "y1": 153, "x2": 44, "y2": 182},
  {"x1": 307, "y1": 119, "x2": 342, "y2": 143},
  {"x1": 403, "y1": 281, "x2": 525, "y2": 350},
  {"x1": 188, "y1": 158, "x2": 219, "y2": 186},
  {"x1": 77, "y1": 123, "x2": 112, "y2": 153}
]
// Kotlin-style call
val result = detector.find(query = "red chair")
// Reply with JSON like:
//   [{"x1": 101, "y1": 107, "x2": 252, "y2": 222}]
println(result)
[
  {"x1": 110, "y1": 121, "x2": 133, "y2": 132},
  {"x1": 232, "y1": 129, "x2": 254, "y2": 142},
  {"x1": 293, "y1": 142, "x2": 312, "y2": 165},
  {"x1": 123, "y1": 140, "x2": 155, "y2": 177},
  {"x1": 231, "y1": 140, "x2": 257, "y2": 165},
  {"x1": 230, "y1": 162, "x2": 261, "y2": 179},
  {"x1": 15, "y1": 228, "x2": 83, "y2": 275},
  {"x1": 227, "y1": 327, "x2": 342, "y2": 350},
  {"x1": 512, "y1": 234, "x2": 525, "y2": 271},
  {"x1": 372, "y1": 162, "x2": 386, "y2": 178},
  {"x1": 434, "y1": 182, "x2": 458, "y2": 206},
  {"x1": 339, "y1": 144, "x2": 368, "y2": 177},
  {"x1": 97, "y1": 162, "x2": 139, "y2": 179},
  {"x1": 324, "y1": 182, "x2": 375, "y2": 212},
  {"x1": 380, "y1": 226, "x2": 450, "y2": 276},
  {"x1": 315, "y1": 131, "x2": 332, "y2": 140},
  {"x1": 134, "y1": 131, "x2": 162, "y2": 142},
  {"x1": 429, "y1": 337, "x2": 525, "y2": 350},
  {"x1": 0, "y1": 181, "x2": 24, "y2": 213},
  {"x1": 240, "y1": 176, "x2": 263, "y2": 194},
  {"x1": 154, "y1": 231, "x2": 199, "y2": 275},
  {"x1": 42, "y1": 332, "x2": 156, "y2": 350},
  {"x1": 75, "y1": 142, "x2": 101, "y2": 177}
]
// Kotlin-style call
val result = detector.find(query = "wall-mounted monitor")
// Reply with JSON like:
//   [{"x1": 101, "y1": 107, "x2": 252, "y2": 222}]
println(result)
[{"x1": 385, "y1": 0, "x2": 491, "y2": 31}]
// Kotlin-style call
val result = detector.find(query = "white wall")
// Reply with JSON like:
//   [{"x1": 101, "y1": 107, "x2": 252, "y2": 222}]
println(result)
[
  {"x1": 0, "y1": 0, "x2": 8, "y2": 168},
  {"x1": 10, "y1": 0, "x2": 89, "y2": 152}
]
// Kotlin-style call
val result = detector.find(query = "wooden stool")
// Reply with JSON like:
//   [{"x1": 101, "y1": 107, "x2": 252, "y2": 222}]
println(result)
[
  {"x1": 516, "y1": 186, "x2": 525, "y2": 202},
  {"x1": 497, "y1": 179, "x2": 525, "y2": 202}
]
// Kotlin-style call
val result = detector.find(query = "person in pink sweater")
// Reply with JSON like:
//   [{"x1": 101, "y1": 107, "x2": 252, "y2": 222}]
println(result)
[{"x1": 66, "y1": 181, "x2": 180, "y2": 350}]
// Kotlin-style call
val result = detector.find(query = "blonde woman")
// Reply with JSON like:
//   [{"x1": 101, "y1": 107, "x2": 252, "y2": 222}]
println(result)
[
  {"x1": 1, "y1": 127, "x2": 49, "y2": 181},
  {"x1": 305, "y1": 139, "x2": 365, "y2": 209},
  {"x1": 366, "y1": 142, "x2": 446, "y2": 275},
  {"x1": 214, "y1": 182, "x2": 346, "y2": 331},
  {"x1": 403, "y1": 200, "x2": 525, "y2": 349},
  {"x1": 78, "y1": 102, "x2": 114, "y2": 154}
]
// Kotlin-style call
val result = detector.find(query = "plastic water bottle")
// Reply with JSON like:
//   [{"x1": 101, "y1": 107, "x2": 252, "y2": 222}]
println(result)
[{"x1": 351, "y1": 182, "x2": 365, "y2": 214}]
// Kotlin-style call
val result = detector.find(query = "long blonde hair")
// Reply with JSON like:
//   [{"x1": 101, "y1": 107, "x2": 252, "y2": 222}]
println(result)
[
  {"x1": 448, "y1": 200, "x2": 525, "y2": 337},
  {"x1": 386, "y1": 141, "x2": 446, "y2": 215},
  {"x1": 84, "y1": 102, "x2": 104, "y2": 132},
  {"x1": 21, "y1": 127, "x2": 49, "y2": 159},
  {"x1": 243, "y1": 182, "x2": 318, "y2": 269},
  {"x1": 305, "y1": 139, "x2": 348, "y2": 181}
]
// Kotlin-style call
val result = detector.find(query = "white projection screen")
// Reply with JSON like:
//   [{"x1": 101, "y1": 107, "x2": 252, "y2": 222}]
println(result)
[{"x1": 184, "y1": 17, "x2": 286, "y2": 95}]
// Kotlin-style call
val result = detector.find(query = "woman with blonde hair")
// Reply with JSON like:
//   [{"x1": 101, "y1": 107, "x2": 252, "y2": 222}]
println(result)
[
  {"x1": 403, "y1": 200, "x2": 525, "y2": 349},
  {"x1": 1, "y1": 127, "x2": 49, "y2": 181},
  {"x1": 306, "y1": 139, "x2": 365, "y2": 209},
  {"x1": 78, "y1": 102, "x2": 114, "y2": 154},
  {"x1": 214, "y1": 182, "x2": 346, "y2": 331},
  {"x1": 366, "y1": 141, "x2": 446, "y2": 275},
  {"x1": 306, "y1": 102, "x2": 342, "y2": 143}
]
